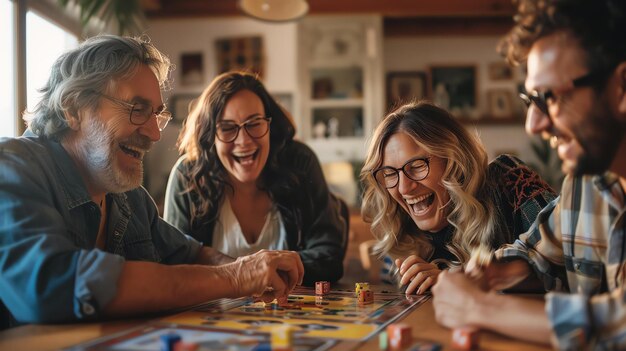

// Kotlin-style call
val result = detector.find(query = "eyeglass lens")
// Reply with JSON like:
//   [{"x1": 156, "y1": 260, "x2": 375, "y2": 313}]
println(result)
[
  {"x1": 216, "y1": 118, "x2": 271, "y2": 142},
  {"x1": 374, "y1": 158, "x2": 430, "y2": 188}
]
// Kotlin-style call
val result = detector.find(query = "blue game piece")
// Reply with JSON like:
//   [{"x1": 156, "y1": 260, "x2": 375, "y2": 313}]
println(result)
[
  {"x1": 160, "y1": 333, "x2": 182, "y2": 351},
  {"x1": 253, "y1": 342, "x2": 272, "y2": 351},
  {"x1": 408, "y1": 341, "x2": 442, "y2": 351}
]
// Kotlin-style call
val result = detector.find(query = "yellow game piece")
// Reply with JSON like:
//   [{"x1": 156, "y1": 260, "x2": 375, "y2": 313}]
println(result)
[
  {"x1": 271, "y1": 325, "x2": 295, "y2": 350},
  {"x1": 355, "y1": 282, "x2": 370, "y2": 296}
]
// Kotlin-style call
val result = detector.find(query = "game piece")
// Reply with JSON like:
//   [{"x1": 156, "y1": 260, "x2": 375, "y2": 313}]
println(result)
[
  {"x1": 358, "y1": 289, "x2": 374, "y2": 305},
  {"x1": 173, "y1": 342, "x2": 199, "y2": 351},
  {"x1": 271, "y1": 325, "x2": 295, "y2": 350},
  {"x1": 379, "y1": 330, "x2": 388, "y2": 350},
  {"x1": 387, "y1": 323, "x2": 412, "y2": 349},
  {"x1": 408, "y1": 340, "x2": 442, "y2": 351},
  {"x1": 315, "y1": 281, "x2": 330, "y2": 295},
  {"x1": 451, "y1": 326, "x2": 479, "y2": 350},
  {"x1": 355, "y1": 282, "x2": 370, "y2": 296},
  {"x1": 160, "y1": 333, "x2": 182, "y2": 351}
]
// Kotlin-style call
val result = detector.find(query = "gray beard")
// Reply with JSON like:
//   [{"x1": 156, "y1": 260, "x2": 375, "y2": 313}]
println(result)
[{"x1": 77, "y1": 117, "x2": 142, "y2": 194}]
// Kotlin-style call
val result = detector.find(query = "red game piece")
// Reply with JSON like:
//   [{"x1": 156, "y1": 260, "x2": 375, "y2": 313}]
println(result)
[
  {"x1": 387, "y1": 323, "x2": 412, "y2": 349},
  {"x1": 357, "y1": 289, "x2": 374, "y2": 304},
  {"x1": 451, "y1": 326, "x2": 479, "y2": 350},
  {"x1": 315, "y1": 281, "x2": 330, "y2": 295}
]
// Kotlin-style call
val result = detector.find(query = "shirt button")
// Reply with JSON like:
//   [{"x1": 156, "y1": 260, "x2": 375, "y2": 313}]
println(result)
[{"x1": 82, "y1": 302, "x2": 95, "y2": 315}]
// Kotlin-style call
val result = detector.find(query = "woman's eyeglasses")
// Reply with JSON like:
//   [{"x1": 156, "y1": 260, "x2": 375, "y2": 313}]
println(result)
[
  {"x1": 215, "y1": 117, "x2": 272, "y2": 143},
  {"x1": 372, "y1": 157, "x2": 431, "y2": 189}
]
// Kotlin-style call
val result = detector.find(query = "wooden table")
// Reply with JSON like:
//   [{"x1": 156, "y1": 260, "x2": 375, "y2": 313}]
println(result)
[{"x1": 0, "y1": 296, "x2": 551, "y2": 351}]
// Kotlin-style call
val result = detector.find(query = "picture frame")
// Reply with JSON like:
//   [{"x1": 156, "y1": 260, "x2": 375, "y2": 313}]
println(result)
[
  {"x1": 169, "y1": 94, "x2": 198, "y2": 123},
  {"x1": 180, "y1": 52, "x2": 204, "y2": 86},
  {"x1": 386, "y1": 71, "x2": 427, "y2": 109},
  {"x1": 487, "y1": 61, "x2": 513, "y2": 81},
  {"x1": 429, "y1": 65, "x2": 477, "y2": 114},
  {"x1": 486, "y1": 89, "x2": 514, "y2": 119},
  {"x1": 215, "y1": 36, "x2": 265, "y2": 78}
]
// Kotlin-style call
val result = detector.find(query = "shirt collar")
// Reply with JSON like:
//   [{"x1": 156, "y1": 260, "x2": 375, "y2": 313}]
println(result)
[{"x1": 42, "y1": 136, "x2": 93, "y2": 210}]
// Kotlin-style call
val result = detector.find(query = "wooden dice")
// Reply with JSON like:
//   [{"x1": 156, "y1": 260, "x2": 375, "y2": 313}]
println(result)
[
  {"x1": 451, "y1": 326, "x2": 479, "y2": 350},
  {"x1": 355, "y1": 282, "x2": 370, "y2": 296},
  {"x1": 358, "y1": 289, "x2": 374, "y2": 305},
  {"x1": 315, "y1": 281, "x2": 330, "y2": 295},
  {"x1": 387, "y1": 323, "x2": 412, "y2": 349}
]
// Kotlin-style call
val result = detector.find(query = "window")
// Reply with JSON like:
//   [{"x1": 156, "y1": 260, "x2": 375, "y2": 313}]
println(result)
[
  {"x1": 2, "y1": 2, "x2": 79, "y2": 138},
  {"x1": 0, "y1": 0, "x2": 14, "y2": 137},
  {"x1": 26, "y1": 11, "x2": 78, "y2": 123}
]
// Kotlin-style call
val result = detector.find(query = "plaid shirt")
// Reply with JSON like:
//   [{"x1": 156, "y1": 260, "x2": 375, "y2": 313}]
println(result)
[{"x1": 497, "y1": 173, "x2": 626, "y2": 350}]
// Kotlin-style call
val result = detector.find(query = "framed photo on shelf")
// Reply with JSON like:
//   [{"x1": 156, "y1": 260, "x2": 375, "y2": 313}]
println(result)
[
  {"x1": 386, "y1": 71, "x2": 427, "y2": 108},
  {"x1": 429, "y1": 65, "x2": 477, "y2": 113},
  {"x1": 486, "y1": 89, "x2": 514, "y2": 119},
  {"x1": 169, "y1": 94, "x2": 198, "y2": 123},
  {"x1": 180, "y1": 52, "x2": 204, "y2": 86},
  {"x1": 215, "y1": 36, "x2": 265, "y2": 78},
  {"x1": 487, "y1": 61, "x2": 513, "y2": 81}
]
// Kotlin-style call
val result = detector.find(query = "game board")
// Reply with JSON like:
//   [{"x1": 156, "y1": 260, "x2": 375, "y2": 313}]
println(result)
[{"x1": 68, "y1": 286, "x2": 428, "y2": 351}]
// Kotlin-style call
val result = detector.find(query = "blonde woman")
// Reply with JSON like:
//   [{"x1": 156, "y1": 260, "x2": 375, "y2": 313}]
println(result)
[{"x1": 361, "y1": 101, "x2": 556, "y2": 294}]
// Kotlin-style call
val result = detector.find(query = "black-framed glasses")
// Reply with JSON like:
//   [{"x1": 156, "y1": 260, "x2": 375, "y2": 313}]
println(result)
[
  {"x1": 96, "y1": 93, "x2": 172, "y2": 131},
  {"x1": 519, "y1": 70, "x2": 607, "y2": 117},
  {"x1": 216, "y1": 117, "x2": 272, "y2": 143},
  {"x1": 372, "y1": 156, "x2": 431, "y2": 189}
]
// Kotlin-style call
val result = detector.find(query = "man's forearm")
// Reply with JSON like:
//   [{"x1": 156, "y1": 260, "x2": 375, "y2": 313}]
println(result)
[
  {"x1": 195, "y1": 246, "x2": 235, "y2": 265},
  {"x1": 103, "y1": 261, "x2": 236, "y2": 317},
  {"x1": 472, "y1": 291, "x2": 553, "y2": 345}
]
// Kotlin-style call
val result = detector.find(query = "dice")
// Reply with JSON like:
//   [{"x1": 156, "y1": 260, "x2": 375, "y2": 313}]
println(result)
[
  {"x1": 387, "y1": 323, "x2": 412, "y2": 349},
  {"x1": 355, "y1": 282, "x2": 370, "y2": 296},
  {"x1": 315, "y1": 281, "x2": 330, "y2": 295},
  {"x1": 358, "y1": 289, "x2": 374, "y2": 305},
  {"x1": 451, "y1": 326, "x2": 479, "y2": 350}
]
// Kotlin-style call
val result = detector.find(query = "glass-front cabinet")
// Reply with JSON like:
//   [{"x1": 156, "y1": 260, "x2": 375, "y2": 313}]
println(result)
[{"x1": 298, "y1": 16, "x2": 384, "y2": 163}]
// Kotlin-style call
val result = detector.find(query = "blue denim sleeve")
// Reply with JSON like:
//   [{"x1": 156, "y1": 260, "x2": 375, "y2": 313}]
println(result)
[{"x1": 0, "y1": 142, "x2": 125, "y2": 323}]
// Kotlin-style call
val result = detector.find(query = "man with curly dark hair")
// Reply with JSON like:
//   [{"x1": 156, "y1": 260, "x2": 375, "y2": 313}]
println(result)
[{"x1": 431, "y1": 0, "x2": 626, "y2": 349}]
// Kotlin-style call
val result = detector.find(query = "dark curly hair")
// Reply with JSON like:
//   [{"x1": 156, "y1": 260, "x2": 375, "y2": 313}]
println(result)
[
  {"x1": 177, "y1": 71, "x2": 297, "y2": 226},
  {"x1": 499, "y1": 0, "x2": 626, "y2": 80}
]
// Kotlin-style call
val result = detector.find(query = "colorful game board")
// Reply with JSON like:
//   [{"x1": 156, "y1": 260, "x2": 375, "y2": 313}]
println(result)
[{"x1": 68, "y1": 286, "x2": 428, "y2": 351}]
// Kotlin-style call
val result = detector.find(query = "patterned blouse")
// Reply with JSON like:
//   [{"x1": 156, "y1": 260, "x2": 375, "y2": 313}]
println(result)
[{"x1": 428, "y1": 154, "x2": 557, "y2": 264}]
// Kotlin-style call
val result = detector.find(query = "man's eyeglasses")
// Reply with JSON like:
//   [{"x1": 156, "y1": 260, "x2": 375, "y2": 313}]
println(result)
[
  {"x1": 216, "y1": 117, "x2": 272, "y2": 143},
  {"x1": 519, "y1": 70, "x2": 606, "y2": 117},
  {"x1": 372, "y1": 157, "x2": 431, "y2": 189},
  {"x1": 96, "y1": 92, "x2": 172, "y2": 131}
]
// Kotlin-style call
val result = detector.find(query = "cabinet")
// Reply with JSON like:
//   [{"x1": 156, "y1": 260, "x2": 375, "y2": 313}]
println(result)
[{"x1": 298, "y1": 16, "x2": 384, "y2": 163}]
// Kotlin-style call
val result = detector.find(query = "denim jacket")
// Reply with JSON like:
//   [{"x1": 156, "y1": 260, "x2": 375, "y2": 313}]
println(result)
[{"x1": 0, "y1": 135, "x2": 201, "y2": 325}]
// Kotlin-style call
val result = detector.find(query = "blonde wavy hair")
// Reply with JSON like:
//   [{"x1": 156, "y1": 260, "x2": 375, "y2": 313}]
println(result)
[{"x1": 361, "y1": 101, "x2": 500, "y2": 265}]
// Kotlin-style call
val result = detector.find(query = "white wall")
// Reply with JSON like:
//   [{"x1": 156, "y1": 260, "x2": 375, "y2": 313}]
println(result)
[
  {"x1": 142, "y1": 21, "x2": 545, "y2": 203},
  {"x1": 143, "y1": 17, "x2": 299, "y2": 204},
  {"x1": 384, "y1": 36, "x2": 538, "y2": 164}
]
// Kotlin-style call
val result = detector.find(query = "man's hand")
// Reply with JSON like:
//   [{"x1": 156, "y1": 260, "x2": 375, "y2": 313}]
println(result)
[
  {"x1": 465, "y1": 254, "x2": 531, "y2": 291},
  {"x1": 432, "y1": 270, "x2": 487, "y2": 328},
  {"x1": 396, "y1": 255, "x2": 442, "y2": 295},
  {"x1": 225, "y1": 250, "x2": 304, "y2": 301}
]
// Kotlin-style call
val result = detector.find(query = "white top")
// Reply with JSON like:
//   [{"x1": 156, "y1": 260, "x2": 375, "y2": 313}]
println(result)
[{"x1": 212, "y1": 196, "x2": 287, "y2": 258}]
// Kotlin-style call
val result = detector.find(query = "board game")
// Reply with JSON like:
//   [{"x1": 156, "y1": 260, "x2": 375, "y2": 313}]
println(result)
[{"x1": 68, "y1": 286, "x2": 428, "y2": 351}]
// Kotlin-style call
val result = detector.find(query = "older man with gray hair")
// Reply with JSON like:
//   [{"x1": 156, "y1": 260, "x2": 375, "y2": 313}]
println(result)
[{"x1": 0, "y1": 35, "x2": 303, "y2": 328}]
